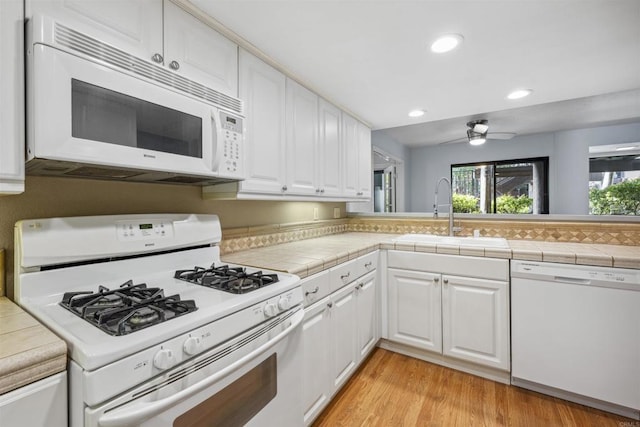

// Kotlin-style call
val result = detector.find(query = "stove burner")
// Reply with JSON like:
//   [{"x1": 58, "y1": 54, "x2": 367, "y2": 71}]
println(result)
[
  {"x1": 175, "y1": 264, "x2": 279, "y2": 294},
  {"x1": 59, "y1": 280, "x2": 197, "y2": 336},
  {"x1": 128, "y1": 307, "x2": 161, "y2": 326}
]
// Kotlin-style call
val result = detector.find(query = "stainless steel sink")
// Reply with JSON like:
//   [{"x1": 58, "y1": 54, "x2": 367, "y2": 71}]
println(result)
[{"x1": 393, "y1": 234, "x2": 509, "y2": 248}]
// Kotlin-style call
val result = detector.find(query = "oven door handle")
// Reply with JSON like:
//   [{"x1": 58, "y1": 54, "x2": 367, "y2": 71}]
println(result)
[{"x1": 97, "y1": 309, "x2": 304, "y2": 427}]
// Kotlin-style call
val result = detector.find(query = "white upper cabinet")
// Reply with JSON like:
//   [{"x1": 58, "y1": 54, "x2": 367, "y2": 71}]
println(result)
[
  {"x1": 342, "y1": 113, "x2": 371, "y2": 199},
  {"x1": 0, "y1": 0, "x2": 25, "y2": 195},
  {"x1": 341, "y1": 113, "x2": 359, "y2": 197},
  {"x1": 26, "y1": 0, "x2": 163, "y2": 61},
  {"x1": 237, "y1": 49, "x2": 287, "y2": 194},
  {"x1": 357, "y1": 122, "x2": 372, "y2": 198},
  {"x1": 285, "y1": 78, "x2": 319, "y2": 196},
  {"x1": 163, "y1": 1, "x2": 237, "y2": 96},
  {"x1": 317, "y1": 99, "x2": 342, "y2": 197},
  {"x1": 27, "y1": 0, "x2": 238, "y2": 97}
]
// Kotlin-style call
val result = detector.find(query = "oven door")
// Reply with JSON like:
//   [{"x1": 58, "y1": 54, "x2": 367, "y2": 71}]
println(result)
[{"x1": 86, "y1": 307, "x2": 303, "y2": 427}]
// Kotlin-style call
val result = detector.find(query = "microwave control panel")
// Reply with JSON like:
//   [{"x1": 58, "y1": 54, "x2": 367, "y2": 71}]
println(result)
[{"x1": 220, "y1": 112, "x2": 244, "y2": 178}]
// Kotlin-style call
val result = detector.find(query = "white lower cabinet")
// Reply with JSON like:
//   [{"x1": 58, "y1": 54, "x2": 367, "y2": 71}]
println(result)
[
  {"x1": 386, "y1": 250, "x2": 510, "y2": 377},
  {"x1": 387, "y1": 269, "x2": 441, "y2": 352},
  {"x1": 0, "y1": 372, "x2": 67, "y2": 427},
  {"x1": 441, "y1": 275, "x2": 509, "y2": 370},
  {"x1": 302, "y1": 293, "x2": 332, "y2": 425},
  {"x1": 302, "y1": 253, "x2": 378, "y2": 426}
]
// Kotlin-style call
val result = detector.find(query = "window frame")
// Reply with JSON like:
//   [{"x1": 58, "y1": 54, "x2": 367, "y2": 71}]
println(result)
[{"x1": 451, "y1": 156, "x2": 550, "y2": 214}]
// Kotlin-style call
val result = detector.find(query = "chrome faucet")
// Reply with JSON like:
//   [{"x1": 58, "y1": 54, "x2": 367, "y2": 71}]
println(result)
[{"x1": 434, "y1": 176, "x2": 456, "y2": 236}]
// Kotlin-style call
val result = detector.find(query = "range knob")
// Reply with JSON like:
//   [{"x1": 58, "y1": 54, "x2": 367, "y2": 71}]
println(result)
[
  {"x1": 153, "y1": 348, "x2": 175, "y2": 370},
  {"x1": 277, "y1": 297, "x2": 290, "y2": 311},
  {"x1": 183, "y1": 336, "x2": 203, "y2": 356},
  {"x1": 264, "y1": 303, "x2": 278, "y2": 318}
]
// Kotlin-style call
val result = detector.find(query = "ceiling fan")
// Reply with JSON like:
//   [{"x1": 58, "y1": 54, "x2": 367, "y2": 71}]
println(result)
[{"x1": 439, "y1": 119, "x2": 517, "y2": 145}]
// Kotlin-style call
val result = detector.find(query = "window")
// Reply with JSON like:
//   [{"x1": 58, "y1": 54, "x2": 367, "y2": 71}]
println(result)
[
  {"x1": 451, "y1": 157, "x2": 549, "y2": 214},
  {"x1": 589, "y1": 155, "x2": 640, "y2": 215}
]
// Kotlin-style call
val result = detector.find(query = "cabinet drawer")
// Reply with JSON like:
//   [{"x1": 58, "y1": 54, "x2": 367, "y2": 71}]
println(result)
[
  {"x1": 330, "y1": 259, "x2": 359, "y2": 292},
  {"x1": 354, "y1": 251, "x2": 378, "y2": 279},
  {"x1": 300, "y1": 270, "x2": 330, "y2": 307}
]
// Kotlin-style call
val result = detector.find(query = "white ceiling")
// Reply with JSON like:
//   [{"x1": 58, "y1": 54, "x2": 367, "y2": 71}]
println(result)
[{"x1": 190, "y1": 0, "x2": 640, "y2": 146}]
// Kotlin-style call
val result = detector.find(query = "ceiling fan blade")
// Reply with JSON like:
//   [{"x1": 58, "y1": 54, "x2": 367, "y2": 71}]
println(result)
[
  {"x1": 438, "y1": 136, "x2": 467, "y2": 145},
  {"x1": 487, "y1": 132, "x2": 516, "y2": 140}
]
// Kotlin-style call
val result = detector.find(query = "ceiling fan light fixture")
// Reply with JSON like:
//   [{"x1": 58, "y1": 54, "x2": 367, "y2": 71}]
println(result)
[
  {"x1": 507, "y1": 89, "x2": 533, "y2": 100},
  {"x1": 408, "y1": 109, "x2": 425, "y2": 118},
  {"x1": 430, "y1": 34, "x2": 463, "y2": 53},
  {"x1": 467, "y1": 129, "x2": 486, "y2": 145}
]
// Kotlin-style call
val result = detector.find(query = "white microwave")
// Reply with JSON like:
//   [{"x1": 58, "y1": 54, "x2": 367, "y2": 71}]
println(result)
[{"x1": 26, "y1": 15, "x2": 245, "y2": 185}]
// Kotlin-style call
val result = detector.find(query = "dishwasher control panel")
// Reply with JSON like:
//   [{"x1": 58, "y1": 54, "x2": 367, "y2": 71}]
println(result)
[{"x1": 511, "y1": 260, "x2": 640, "y2": 291}]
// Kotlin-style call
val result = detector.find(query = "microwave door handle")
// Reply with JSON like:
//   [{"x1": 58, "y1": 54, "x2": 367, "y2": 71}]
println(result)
[
  {"x1": 210, "y1": 109, "x2": 223, "y2": 171},
  {"x1": 97, "y1": 309, "x2": 303, "y2": 427}
]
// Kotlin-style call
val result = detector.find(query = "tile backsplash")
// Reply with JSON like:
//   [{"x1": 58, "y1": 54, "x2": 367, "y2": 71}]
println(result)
[{"x1": 220, "y1": 216, "x2": 640, "y2": 254}]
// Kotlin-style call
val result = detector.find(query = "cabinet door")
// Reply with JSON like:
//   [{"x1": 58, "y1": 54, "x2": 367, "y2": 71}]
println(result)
[
  {"x1": 330, "y1": 284, "x2": 358, "y2": 391},
  {"x1": 356, "y1": 122, "x2": 372, "y2": 198},
  {"x1": 163, "y1": 1, "x2": 238, "y2": 97},
  {"x1": 341, "y1": 113, "x2": 359, "y2": 197},
  {"x1": 387, "y1": 268, "x2": 442, "y2": 352},
  {"x1": 302, "y1": 298, "x2": 332, "y2": 426},
  {"x1": 442, "y1": 275, "x2": 510, "y2": 370},
  {"x1": 356, "y1": 271, "x2": 377, "y2": 360},
  {"x1": 285, "y1": 79, "x2": 319, "y2": 196},
  {"x1": 27, "y1": 0, "x2": 163, "y2": 61},
  {"x1": 237, "y1": 49, "x2": 287, "y2": 194},
  {"x1": 318, "y1": 99, "x2": 342, "y2": 197},
  {"x1": 0, "y1": 0, "x2": 24, "y2": 194}
]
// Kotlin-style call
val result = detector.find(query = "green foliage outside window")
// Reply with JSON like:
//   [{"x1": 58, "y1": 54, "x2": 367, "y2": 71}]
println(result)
[
  {"x1": 452, "y1": 193, "x2": 480, "y2": 213},
  {"x1": 589, "y1": 178, "x2": 640, "y2": 215},
  {"x1": 496, "y1": 195, "x2": 533, "y2": 214}
]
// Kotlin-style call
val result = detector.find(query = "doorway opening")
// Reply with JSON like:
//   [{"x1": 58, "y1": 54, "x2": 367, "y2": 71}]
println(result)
[{"x1": 373, "y1": 149, "x2": 403, "y2": 213}]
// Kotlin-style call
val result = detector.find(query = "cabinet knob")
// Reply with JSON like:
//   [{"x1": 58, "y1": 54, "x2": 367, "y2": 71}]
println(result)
[
  {"x1": 443, "y1": 278, "x2": 449, "y2": 284},
  {"x1": 316, "y1": 188, "x2": 321, "y2": 193},
  {"x1": 169, "y1": 60, "x2": 180, "y2": 70},
  {"x1": 364, "y1": 261, "x2": 372, "y2": 268},
  {"x1": 320, "y1": 188, "x2": 325, "y2": 193},
  {"x1": 327, "y1": 302, "x2": 333, "y2": 308},
  {"x1": 434, "y1": 277, "x2": 440, "y2": 283},
  {"x1": 151, "y1": 53, "x2": 164, "y2": 63},
  {"x1": 282, "y1": 185, "x2": 288, "y2": 192}
]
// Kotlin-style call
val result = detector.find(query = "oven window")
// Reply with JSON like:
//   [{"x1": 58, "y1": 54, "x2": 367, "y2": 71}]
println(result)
[
  {"x1": 174, "y1": 353, "x2": 277, "y2": 427},
  {"x1": 71, "y1": 79, "x2": 202, "y2": 158}
]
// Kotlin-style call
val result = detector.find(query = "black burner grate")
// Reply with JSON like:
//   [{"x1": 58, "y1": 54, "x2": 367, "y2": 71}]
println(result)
[
  {"x1": 59, "y1": 280, "x2": 197, "y2": 336},
  {"x1": 174, "y1": 264, "x2": 279, "y2": 294}
]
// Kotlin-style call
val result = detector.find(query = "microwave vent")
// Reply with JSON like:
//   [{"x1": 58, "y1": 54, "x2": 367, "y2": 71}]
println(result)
[{"x1": 53, "y1": 22, "x2": 243, "y2": 115}]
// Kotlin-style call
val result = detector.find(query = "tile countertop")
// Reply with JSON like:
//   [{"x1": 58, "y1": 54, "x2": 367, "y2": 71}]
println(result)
[
  {"x1": 0, "y1": 297, "x2": 67, "y2": 395},
  {"x1": 221, "y1": 232, "x2": 640, "y2": 277}
]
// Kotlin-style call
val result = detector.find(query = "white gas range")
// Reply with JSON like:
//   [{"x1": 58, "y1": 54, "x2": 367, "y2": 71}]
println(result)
[{"x1": 14, "y1": 214, "x2": 303, "y2": 427}]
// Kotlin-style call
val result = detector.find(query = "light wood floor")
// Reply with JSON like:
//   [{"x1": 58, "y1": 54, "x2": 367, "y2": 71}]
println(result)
[{"x1": 312, "y1": 348, "x2": 635, "y2": 427}]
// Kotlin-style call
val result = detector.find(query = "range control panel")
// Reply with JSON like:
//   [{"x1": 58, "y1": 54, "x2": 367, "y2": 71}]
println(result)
[{"x1": 117, "y1": 220, "x2": 174, "y2": 241}]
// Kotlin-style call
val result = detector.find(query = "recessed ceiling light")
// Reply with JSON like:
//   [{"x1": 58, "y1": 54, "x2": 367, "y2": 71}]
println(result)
[
  {"x1": 507, "y1": 89, "x2": 533, "y2": 100},
  {"x1": 408, "y1": 109, "x2": 425, "y2": 118},
  {"x1": 430, "y1": 34, "x2": 463, "y2": 53}
]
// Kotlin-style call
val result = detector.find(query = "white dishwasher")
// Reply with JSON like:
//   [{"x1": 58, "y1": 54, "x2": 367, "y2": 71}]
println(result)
[{"x1": 511, "y1": 260, "x2": 640, "y2": 420}]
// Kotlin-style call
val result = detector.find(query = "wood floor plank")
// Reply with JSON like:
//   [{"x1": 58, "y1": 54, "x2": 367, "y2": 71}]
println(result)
[{"x1": 312, "y1": 348, "x2": 634, "y2": 427}]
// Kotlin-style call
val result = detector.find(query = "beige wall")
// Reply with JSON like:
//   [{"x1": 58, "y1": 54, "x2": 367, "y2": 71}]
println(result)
[{"x1": 0, "y1": 176, "x2": 345, "y2": 299}]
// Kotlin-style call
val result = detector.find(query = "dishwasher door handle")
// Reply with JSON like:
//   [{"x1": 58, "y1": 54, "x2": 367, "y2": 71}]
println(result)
[{"x1": 553, "y1": 276, "x2": 591, "y2": 285}]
